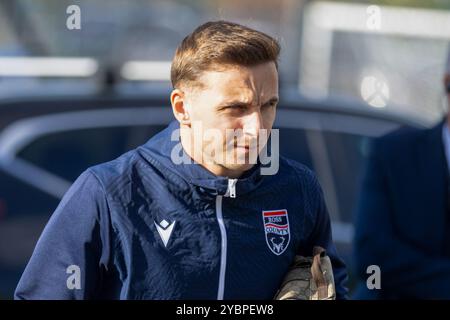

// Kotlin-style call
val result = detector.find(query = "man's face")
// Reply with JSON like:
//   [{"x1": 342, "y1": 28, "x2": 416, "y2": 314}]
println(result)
[{"x1": 183, "y1": 61, "x2": 279, "y2": 175}]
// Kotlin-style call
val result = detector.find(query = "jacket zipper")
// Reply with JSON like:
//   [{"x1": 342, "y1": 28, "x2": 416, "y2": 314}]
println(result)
[
  {"x1": 215, "y1": 178, "x2": 237, "y2": 300},
  {"x1": 225, "y1": 178, "x2": 237, "y2": 198}
]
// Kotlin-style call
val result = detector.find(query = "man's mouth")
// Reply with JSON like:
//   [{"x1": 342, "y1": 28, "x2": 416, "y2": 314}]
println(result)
[
  {"x1": 236, "y1": 144, "x2": 259, "y2": 152},
  {"x1": 228, "y1": 138, "x2": 259, "y2": 152}
]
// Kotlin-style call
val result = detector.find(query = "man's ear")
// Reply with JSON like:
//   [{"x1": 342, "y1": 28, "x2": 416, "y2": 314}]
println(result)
[{"x1": 170, "y1": 88, "x2": 191, "y2": 126}]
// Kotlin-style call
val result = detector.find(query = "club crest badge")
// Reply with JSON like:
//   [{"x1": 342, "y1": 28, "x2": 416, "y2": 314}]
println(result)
[{"x1": 262, "y1": 209, "x2": 290, "y2": 255}]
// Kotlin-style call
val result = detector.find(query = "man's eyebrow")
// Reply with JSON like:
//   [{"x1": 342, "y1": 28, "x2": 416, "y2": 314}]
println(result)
[
  {"x1": 219, "y1": 96, "x2": 279, "y2": 109},
  {"x1": 226, "y1": 101, "x2": 248, "y2": 106},
  {"x1": 217, "y1": 101, "x2": 250, "y2": 110}
]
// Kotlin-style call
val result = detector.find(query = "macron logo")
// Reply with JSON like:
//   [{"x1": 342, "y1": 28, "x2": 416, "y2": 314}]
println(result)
[{"x1": 154, "y1": 219, "x2": 176, "y2": 247}]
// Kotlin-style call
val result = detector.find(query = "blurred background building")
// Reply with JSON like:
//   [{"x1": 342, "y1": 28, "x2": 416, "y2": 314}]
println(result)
[{"x1": 0, "y1": 0, "x2": 449, "y2": 299}]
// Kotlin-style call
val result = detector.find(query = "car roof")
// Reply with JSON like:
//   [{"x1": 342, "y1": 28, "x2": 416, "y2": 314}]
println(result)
[{"x1": 0, "y1": 87, "x2": 430, "y2": 133}]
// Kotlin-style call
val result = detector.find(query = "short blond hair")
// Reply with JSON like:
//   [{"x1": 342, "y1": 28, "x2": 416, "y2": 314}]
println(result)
[{"x1": 171, "y1": 20, "x2": 280, "y2": 89}]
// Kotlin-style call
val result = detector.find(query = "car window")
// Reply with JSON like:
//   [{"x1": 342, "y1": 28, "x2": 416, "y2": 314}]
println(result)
[
  {"x1": 278, "y1": 127, "x2": 314, "y2": 169},
  {"x1": 16, "y1": 124, "x2": 167, "y2": 182},
  {"x1": 322, "y1": 131, "x2": 371, "y2": 223},
  {"x1": 0, "y1": 169, "x2": 59, "y2": 298},
  {"x1": 278, "y1": 126, "x2": 370, "y2": 225},
  {"x1": 0, "y1": 169, "x2": 58, "y2": 218}
]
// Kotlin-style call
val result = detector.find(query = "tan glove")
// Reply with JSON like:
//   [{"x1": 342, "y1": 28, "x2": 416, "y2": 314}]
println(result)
[{"x1": 274, "y1": 246, "x2": 336, "y2": 300}]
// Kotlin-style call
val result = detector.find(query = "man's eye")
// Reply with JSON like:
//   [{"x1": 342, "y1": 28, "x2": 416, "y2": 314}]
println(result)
[
  {"x1": 228, "y1": 105, "x2": 246, "y2": 110},
  {"x1": 263, "y1": 102, "x2": 277, "y2": 108}
]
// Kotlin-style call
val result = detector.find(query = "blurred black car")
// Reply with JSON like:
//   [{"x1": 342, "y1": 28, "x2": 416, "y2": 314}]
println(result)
[{"x1": 0, "y1": 90, "x2": 426, "y2": 299}]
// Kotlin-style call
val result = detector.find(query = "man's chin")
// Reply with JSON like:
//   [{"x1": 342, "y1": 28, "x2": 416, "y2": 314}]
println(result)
[{"x1": 222, "y1": 162, "x2": 255, "y2": 174}]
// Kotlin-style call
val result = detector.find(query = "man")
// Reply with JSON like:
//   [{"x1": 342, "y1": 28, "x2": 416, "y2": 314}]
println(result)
[
  {"x1": 354, "y1": 47, "x2": 450, "y2": 299},
  {"x1": 15, "y1": 21, "x2": 347, "y2": 299}
]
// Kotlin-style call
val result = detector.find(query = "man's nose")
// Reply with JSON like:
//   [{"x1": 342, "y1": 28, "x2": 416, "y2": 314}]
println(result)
[{"x1": 243, "y1": 110, "x2": 263, "y2": 138}]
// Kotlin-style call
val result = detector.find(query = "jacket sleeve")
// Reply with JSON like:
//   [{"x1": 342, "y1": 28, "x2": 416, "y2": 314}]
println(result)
[
  {"x1": 354, "y1": 138, "x2": 450, "y2": 299},
  {"x1": 301, "y1": 171, "x2": 349, "y2": 300},
  {"x1": 14, "y1": 170, "x2": 111, "y2": 300}
]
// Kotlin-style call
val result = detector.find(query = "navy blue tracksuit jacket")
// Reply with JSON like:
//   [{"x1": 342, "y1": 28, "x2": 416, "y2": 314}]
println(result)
[{"x1": 15, "y1": 121, "x2": 348, "y2": 299}]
